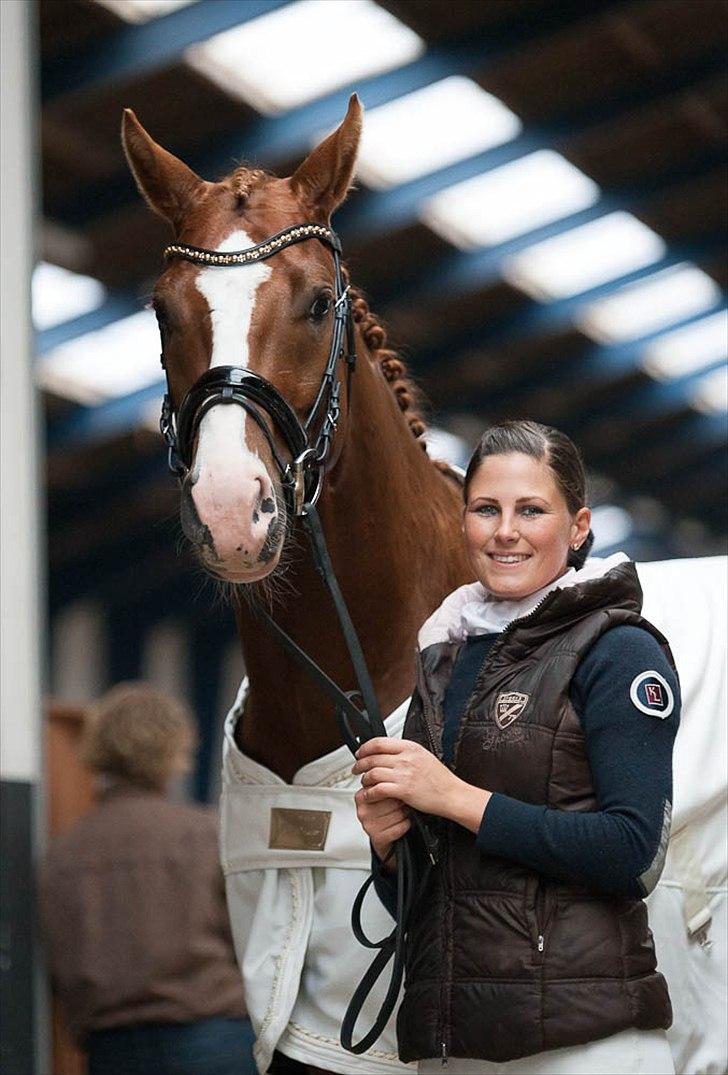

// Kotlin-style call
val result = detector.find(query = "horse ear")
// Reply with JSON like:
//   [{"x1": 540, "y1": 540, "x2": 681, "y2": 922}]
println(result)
[
  {"x1": 290, "y1": 94, "x2": 363, "y2": 222},
  {"x1": 121, "y1": 108, "x2": 203, "y2": 227}
]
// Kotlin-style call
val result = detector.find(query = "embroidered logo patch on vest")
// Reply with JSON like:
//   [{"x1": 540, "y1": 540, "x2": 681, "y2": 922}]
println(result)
[
  {"x1": 629, "y1": 670, "x2": 674, "y2": 718},
  {"x1": 495, "y1": 691, "x2": 530, "y2": 728}
]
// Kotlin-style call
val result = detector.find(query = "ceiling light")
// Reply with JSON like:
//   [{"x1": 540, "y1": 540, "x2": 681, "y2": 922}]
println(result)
[
  {"x1": 32, "y1": 262, "x2": 106, "y2": 332},
  {"x1": 502, "y1": 212, "x2": 665, "y2": 300},
  {"x1": 186, "y1": 0, "x2": 423, "y2": 114},
  {"x1": 94, "y1": 0, "x2": 196, "y2": 22},
  {"x1": 420, "y1": 150, "x2": 599, "y2": 249},
  {"x1": 355, "y1": 77, "x2": 522, "y2": 189},
  {"x1": 641, "y1": 309, "x2": 728, "y2": 380},
  {"x1": 37, "y1": 310, "x2": 162, "y2": 405},
  {"x1": 690, "y1": 365, "x2": 728, "y2": 414},
  {"x1": 579, "y1": 264, "x2": 722, "y2": 344}
]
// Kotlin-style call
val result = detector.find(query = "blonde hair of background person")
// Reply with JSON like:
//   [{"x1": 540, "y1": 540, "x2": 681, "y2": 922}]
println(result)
[{"x1": 82, "y1": 681, "x2": 197, "y2": 790}]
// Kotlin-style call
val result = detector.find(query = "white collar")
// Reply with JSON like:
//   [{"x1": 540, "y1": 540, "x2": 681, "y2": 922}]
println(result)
[{"x1": 418, "y1": 553, "x2": 629, "y2": 648}]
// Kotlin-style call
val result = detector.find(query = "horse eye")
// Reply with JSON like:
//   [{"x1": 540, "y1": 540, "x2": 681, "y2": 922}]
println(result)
[{"x1": 308, "y1": 293, "x2": 332, "y2": 322}]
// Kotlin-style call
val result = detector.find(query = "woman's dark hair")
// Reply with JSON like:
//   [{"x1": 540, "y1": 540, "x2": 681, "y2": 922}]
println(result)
[{"x1": 463, "y1": 420, "x2": 595, "y2": 569}]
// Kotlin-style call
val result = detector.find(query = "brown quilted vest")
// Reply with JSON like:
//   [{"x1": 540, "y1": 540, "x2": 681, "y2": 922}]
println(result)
[{"x1": 397, "y1": 562, "x2": 673, "y2": 1064}]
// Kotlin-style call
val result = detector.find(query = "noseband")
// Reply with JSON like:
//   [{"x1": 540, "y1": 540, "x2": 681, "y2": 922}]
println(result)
[{"x1": 159, "y1": 223, "x2": 356, "y2": 516}]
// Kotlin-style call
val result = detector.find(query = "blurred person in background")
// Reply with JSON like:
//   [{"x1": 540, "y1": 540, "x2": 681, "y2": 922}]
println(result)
[{"x1": 39, "y1": 682, "x2": 255, "y2": 1075}]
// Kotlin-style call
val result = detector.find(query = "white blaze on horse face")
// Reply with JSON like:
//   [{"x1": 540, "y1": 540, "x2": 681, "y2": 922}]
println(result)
[{"x1": 189, "y1": 229, "x2": 280, "y2": 576}]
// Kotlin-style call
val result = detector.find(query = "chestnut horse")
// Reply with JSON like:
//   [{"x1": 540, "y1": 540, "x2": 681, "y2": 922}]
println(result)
[{"x1": 122, "y1": 96, "x2": 471, "y2": 1073}]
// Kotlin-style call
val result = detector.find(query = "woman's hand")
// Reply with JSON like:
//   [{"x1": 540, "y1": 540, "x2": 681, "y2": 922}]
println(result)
[
  {"x1": 352, "y1": 738, "x2": 491, "y2": 833},
  {"x1": 354, "y1": 793, "x2": 411, "y2": 868}
]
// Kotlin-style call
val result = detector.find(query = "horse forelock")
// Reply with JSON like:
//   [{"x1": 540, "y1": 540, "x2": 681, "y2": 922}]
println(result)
[{"x1": 227, "y1": 166, "x2": 269, "y2": 202}]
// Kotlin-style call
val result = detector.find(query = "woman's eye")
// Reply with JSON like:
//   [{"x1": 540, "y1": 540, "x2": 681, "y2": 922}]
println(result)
[
  {"x1": 308, "y1": 293, "x2": 332, "y2": 322},
  {"x1": 474, "y1": 505, "x2": 497, "y2": 515},
  {"x1": 521, "y1": 505, "x2": 544, "y2": 516}
]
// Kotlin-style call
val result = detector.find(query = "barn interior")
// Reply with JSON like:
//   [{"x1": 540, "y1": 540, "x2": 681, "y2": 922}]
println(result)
[{"x1": 35, "y1": 0, "x2": 728, "y2": 802}]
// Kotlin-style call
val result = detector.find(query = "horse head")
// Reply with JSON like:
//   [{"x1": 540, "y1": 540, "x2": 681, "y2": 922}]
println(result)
[{"x1": 122, "y1": 97, "x2": 363, "y2": 584}]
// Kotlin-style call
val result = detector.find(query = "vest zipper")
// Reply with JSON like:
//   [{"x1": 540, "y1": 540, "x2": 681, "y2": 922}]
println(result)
[
  {"x1": 537, "y1": 934, "x2": 545, "y2": 952},
  {"x1": 441, "y1": 1040, "x2": 448, "y2": 1066},
  {"x1": 484, "y1": 589, "x2": 560, "y2": 665},
  {"x1": 415, "y1": 650, "x2": 443, "y2": 760}
]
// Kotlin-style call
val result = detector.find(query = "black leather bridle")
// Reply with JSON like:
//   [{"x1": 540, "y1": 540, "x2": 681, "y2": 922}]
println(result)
[
  {"x1": 160, "y1": 222, "x2": 356, "y2": 517},
  {"x1": 156, "y1": 221, "x2": 436, "y2": 1056}
]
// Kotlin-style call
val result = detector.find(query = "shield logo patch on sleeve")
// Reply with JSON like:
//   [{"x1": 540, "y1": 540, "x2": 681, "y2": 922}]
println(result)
[{"x1": 495, "y1": 691, "x2": 530, "y2": 729}]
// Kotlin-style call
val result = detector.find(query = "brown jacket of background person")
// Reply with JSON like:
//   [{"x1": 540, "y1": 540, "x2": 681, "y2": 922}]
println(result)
[{"x1": 39, "y1": 683, "x2": 246, "y2": 1046}]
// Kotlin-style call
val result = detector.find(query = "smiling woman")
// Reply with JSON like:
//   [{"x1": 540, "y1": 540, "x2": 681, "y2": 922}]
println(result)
[{"x1": 354, "y1": 420, "x2": 679, "y2": 1074}]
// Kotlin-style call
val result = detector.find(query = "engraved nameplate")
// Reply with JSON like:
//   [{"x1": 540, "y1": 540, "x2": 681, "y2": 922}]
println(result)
[{"x1": 268, "y1": 807, "x2": 332, "y2": 851}]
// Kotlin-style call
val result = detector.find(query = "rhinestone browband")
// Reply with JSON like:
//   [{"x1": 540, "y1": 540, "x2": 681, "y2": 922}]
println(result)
[{"x1": 164, "y1": 223, "x2": 338, "y2": 267}]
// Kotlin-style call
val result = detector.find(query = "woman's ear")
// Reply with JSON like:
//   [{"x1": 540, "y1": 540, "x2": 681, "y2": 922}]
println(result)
[{"x1": 571, "y1": 506, "x2": 591, "y2": 549}]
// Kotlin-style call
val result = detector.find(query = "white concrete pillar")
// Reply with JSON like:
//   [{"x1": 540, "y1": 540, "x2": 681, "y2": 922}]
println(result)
[{"x1": 0, "y1": 2, "x2": 47, "y2": 1071}]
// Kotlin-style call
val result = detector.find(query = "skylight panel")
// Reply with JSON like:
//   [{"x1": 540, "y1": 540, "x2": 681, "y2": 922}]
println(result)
[
  {"x1": 94, "y1": 0, "x2": 196, "y2": 22},
  {"x1": 355, "y1": 77, "x2": 522, "y2": 189},
  {"x1": 690, "y1": 365, "x2": 728, "y2": 414},
  {"x1": 186, "y1": 0, "x2": 424, "y2": 114},
  {"x1": 502, "y1": 213, "x2": 666, "y2": 301},
  {"x1": 641, "y1": 309, "x2": 728, "y2": 381},
  {"x1": 36, "y1": 310, "x2": 162, "y2": 405},
  {"x1": 420, "y1": 150, "x2": 600, "y2": 249},
  {"x1": 32, "y1": 262, "x2": 106, "y2": 332},
  {"x1": 578, "y1": 264, "x2": 722, "y2": 344}
]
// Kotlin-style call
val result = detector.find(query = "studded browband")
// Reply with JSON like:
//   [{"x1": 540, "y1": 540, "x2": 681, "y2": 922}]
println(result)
[{"x1": 164, "y1": 223, "x2": 340, "y2": 267}]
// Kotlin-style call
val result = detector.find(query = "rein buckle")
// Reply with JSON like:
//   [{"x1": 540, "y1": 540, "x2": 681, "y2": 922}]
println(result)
[{"x1": 290, "y1": 447, "x2": 319, "y2": 516}]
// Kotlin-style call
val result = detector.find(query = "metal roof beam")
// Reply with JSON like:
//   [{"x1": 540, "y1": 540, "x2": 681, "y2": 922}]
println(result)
[
  {"x1": 440, "y1": 303, "x2": 727, "y2": 415},
  {"x1": 410, "y1": 237, "x2": 725, "y2": 371},
  {"x1": 374, "y1": 158, "x2": 726, "y2": 309},
  {"x1": 42, "y1": 0, "x2": 293, "y2": 102},
  {"x1": 337, "y1": 53, "x2": 727, "y2": 242},
  {"x1": 568, "y1": 359, "x2": 728, "y2": 433},
  {"x1": 43, "y1": 0, "x2": 619, "y2": 102},
  {"x1": 588, "y1": 410, "x2": 727, "y2": 472},
  {"x1": 46, "y1": 0, "x2": 628, "y2": 226},
  {"x1": 37, "y1": 289, "x2": 144, "y2": 354}
]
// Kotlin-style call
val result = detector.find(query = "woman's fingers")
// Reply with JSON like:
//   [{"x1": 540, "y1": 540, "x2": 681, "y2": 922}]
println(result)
[
  {"x1": 360, "y1": 766, "x2": 404, "y2": 788},
  {"x1": 357, "y1": 782, "x2": 400, "y2": 803},
  {"x1": 356, "y1": 737, "x2": 408, "y2": 759},
  {"x1": 352, "y1": 752, "x2": 403, "y2": 774}
]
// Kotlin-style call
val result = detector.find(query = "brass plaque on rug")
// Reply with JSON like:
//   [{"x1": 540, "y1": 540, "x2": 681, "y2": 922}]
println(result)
[{"x1": 269, "y1": 807, "x2": 332, "y2": 851}]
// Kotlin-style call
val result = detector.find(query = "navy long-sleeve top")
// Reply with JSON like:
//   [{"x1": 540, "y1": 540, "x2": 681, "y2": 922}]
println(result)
[{"x1": 374, "y1": 624, "x2": 679, "y2": 916}]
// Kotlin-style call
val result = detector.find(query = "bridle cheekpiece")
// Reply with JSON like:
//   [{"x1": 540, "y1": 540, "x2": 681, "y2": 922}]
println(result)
[{"x1": 159, "y1": 223, "x2": 356, "y2": 516}]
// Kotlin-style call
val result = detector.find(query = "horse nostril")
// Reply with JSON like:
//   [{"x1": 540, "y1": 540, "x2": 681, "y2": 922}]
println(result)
[{"x1": 261, "y1": 496, "x2": 275, "y2": 514}]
